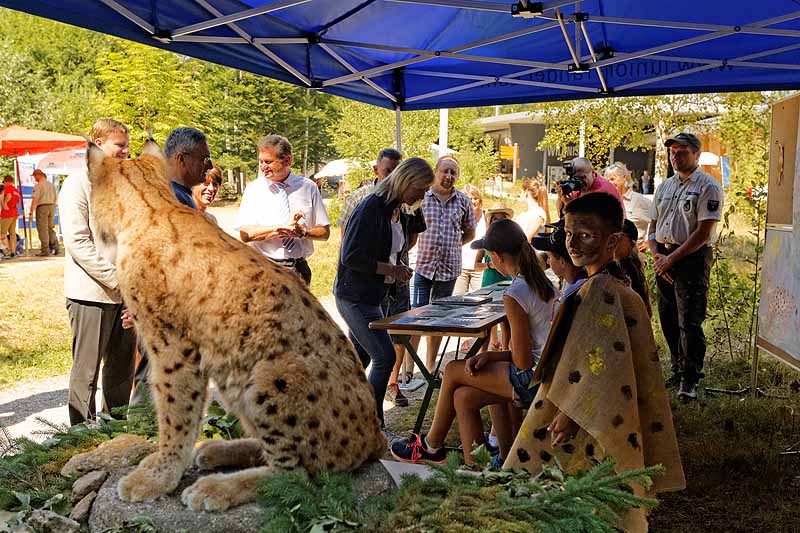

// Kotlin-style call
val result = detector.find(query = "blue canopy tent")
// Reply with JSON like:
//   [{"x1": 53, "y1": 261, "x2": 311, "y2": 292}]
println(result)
[{"x1": 2, "y1": 0, "x2": 800, "y2": 113}]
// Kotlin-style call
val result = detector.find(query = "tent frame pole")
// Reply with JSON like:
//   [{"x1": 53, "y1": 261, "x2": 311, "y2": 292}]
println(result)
[
  {"x1": 192, "y1": 0, "x2": 311, "y2": 86},
  {"x1": 395, "y1": 107, "x2": 402, "y2": 154},
  {"x1": 14, "y1": 159, "x2": 30, "y2": 254},
  {"x1": 171, "y1": 0, "x2": 312, "y2": 37},
  {"x1": 98, "y1": 0, "x2": 155, "y2": 33},
  {"x1": 318, "y1": 43, "x2": 397, "y2": 102}
]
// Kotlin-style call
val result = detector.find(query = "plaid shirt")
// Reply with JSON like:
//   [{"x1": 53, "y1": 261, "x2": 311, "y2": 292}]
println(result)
[
  {"x1": 337, "y1": 181, "x2": 376, "y2": 229},
  {"x1": 415, "y1": 189, "x2": 475, "y2": 281}
]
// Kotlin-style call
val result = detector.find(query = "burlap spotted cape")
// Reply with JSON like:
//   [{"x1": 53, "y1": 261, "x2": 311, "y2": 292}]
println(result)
[{"x1": 503, "y1": 272, "x2": 685, "y2": 533}]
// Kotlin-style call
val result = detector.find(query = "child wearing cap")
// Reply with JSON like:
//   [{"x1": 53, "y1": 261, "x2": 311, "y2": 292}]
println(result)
[
  {"x1": 504, "y1": 193, "x2": 684, "y2": 533},
  {"x1": 532, "y1": 220, "x2": 587, "y2": 306},
  {"x1": 391, "y1": 219, "x2": 557, "y2": 465}
]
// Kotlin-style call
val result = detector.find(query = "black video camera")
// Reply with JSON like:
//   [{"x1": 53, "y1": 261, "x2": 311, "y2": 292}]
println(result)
[{"x1": 558, "y1": 161, "x2": 584, "y2": 197}]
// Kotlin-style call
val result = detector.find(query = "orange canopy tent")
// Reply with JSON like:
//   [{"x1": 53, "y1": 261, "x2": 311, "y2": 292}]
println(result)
[
  {"x1": 0, "y1": 125, "x2": 85, "y2": 157},
  {"x1": 0, "y1": 126, "x2": 85, "y2": 254}
]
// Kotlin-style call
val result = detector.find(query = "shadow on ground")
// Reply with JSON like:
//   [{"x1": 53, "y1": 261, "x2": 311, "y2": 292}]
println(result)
[{"x1": 0, "y1": 388, "x2": 68, "y2": 426}]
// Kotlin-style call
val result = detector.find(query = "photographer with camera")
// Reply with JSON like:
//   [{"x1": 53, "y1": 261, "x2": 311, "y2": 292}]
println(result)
[{"x1": 556, "y1": 157, "x2": 623, "y2": 217}]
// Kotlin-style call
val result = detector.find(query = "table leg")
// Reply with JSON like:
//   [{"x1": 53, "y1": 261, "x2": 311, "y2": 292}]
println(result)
[{"x1": 400, "y1": 335, "x2": 440, "y2": 435}]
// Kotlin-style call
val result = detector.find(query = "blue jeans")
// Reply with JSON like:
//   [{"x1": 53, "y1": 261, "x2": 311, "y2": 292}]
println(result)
[
  {"x1": 335, "y1": 297, "x2": 396, "y2": 425},
  {"x1": 412, "y1": 273, "x2": 457, "y2": 308}
]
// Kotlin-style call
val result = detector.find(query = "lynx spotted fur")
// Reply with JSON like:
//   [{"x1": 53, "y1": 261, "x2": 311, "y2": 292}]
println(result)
[{"x1": 83, "y1": 140, "x2": 385, "y2": 511}]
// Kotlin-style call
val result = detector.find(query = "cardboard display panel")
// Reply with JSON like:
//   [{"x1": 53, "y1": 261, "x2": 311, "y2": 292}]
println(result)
[{"x1": 767, "y1": 96, "x2": 798, "y2": 226}]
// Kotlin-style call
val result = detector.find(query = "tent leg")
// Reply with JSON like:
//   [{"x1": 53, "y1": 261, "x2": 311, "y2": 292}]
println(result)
[
  {"x1": 438, "y1": 108, "x2": 448, "y2": 159},
  {"x1": 395, "y1": 106, "x2": 402, "y2": 154},
  {"x1": 394, "y1": 106, "x2": 403, "y2": 154},
  {"x1": 14, "y1": 159, "x2": 30, "y2": 254}
]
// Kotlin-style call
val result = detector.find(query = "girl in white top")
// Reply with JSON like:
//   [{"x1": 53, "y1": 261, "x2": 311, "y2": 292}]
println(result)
[
  {"x1": 391, "y1": 219, "x2": 558, "y2": 465},
  {"x1": 515, "y1": 177, "x2": 550, "y2": 242}
]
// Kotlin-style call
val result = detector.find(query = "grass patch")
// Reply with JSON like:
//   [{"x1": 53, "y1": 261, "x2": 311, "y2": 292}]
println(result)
[
  {"x1": 307, "y1": 234, "x2": 340, "y2": 300},
  {"x1": 0, "y1": 260, "x2": 71, "y2": 390}
]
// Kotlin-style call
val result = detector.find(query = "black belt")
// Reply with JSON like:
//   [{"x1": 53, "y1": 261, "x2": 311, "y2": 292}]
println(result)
[
  {"x1": 658, "y1": 242, "x2": 710, "y2": 254},
  {"x1": 270, "y1": 257, "x2": 307, "y2": 268}
]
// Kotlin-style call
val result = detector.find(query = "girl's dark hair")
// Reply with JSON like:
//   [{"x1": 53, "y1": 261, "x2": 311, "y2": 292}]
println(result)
[
  {"x1": 519, "y1": 241, "x2": 556, "y2": 302},
  {"x1": 479, "y1": 219, "x2": 555, "y2": 302}
]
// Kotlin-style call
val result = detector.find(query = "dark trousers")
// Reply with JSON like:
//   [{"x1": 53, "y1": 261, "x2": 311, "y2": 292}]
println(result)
[
  {"x1": 335, "y1": 296, "x2": 395, "y2": 426},
  {"x1": 66, "y1": 298, "x2": 136, "y2": 425},
  {"x1": 655, "y1": 244, "x2": 713, "y2": 384},
  {"x1": 129, "y1": 342, "x2": 151, "y2": 407}
]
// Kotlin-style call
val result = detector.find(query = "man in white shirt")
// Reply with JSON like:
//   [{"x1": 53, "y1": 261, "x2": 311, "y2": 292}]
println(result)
[
  {"x1": 59, "y1": 118, "x2": 137, "y2": 425},
  {"x1": 237, "y1": 135, "x2": 330, "y2": 285}
]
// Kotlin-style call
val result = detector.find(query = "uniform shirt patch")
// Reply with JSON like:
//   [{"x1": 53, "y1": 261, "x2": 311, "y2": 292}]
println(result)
[{"x1": 707, "y1": 200, "x2": 719, "y2": 212}]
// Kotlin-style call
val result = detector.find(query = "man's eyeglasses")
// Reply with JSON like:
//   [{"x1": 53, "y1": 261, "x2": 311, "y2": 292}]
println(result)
[{"x1": 181, "y1": 152, "x2": 212, "y2": 166}]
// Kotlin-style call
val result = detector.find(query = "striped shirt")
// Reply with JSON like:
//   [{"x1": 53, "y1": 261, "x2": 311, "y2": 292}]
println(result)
[{"x1": 415, "y1": 188, "x2": 475, "y2": 282}]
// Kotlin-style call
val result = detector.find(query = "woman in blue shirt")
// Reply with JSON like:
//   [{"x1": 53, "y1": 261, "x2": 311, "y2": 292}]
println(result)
[{"x1": 334, "y1": 158, "x2": 434, "y2": 426}]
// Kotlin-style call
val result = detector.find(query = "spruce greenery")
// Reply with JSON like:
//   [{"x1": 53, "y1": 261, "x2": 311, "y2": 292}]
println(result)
[{"x1": 257, "y1": 453, "x2": 660, "y2": 532}]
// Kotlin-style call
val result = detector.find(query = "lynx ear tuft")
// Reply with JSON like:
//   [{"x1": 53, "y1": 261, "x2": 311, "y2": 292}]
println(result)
[
  {"x1": 86, "y1": 141, "x2": 107, "y2": 183},
  {"x1": 141, "y1": 138, "x2": 164, "y2": 161}
]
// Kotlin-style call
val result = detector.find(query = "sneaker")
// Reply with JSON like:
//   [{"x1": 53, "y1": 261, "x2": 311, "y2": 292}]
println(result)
[
  {"x1": 490, "y1": 453, "x2": 503, "y2": 470},
  {"x1": 664, "y1": 373, "x2": 682, "y2": 389},
  {"x1": 390, "y1": 433, "x2": 447, "y2": 464},
  {"x1": 36, "y1": 251, "x2": 49, "y2": 257},
  {"x1": 678, "y1": 381, "x2": 698, "y2": 402},
  {"x1": 386, "y1": 383, "x2": 409, "y2": 407}
]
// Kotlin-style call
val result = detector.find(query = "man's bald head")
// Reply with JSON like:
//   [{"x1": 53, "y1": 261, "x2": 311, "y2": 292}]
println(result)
[
  {"x1": 570, "y1": 157, "x2": 595, "y2": 190},
  {"x1": 571, "y1": 157, "x2": 593, "y2": 174}
]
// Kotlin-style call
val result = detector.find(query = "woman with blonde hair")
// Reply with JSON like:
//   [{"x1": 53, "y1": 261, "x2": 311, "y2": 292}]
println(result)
[
  {"x1": 516, "y1": 177, "x2": 550, "y2": 242},
  {"x1": 334, "y1": 157, "x2": 434, "y2": 427},
  {"x1": 454, "y1": 183, "x2": 486, "y2": 295},
  {"x1": 604, "y1": 161, "x2": 652, "y2": 247}
]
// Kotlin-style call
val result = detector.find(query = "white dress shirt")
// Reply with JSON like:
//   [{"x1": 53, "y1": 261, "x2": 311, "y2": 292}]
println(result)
[{"x1": 235, "y1": 172, "x2": 330, "y2": 260}]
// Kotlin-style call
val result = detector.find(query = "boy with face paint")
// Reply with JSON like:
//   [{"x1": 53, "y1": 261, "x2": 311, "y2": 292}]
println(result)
[{"x1": 504, "y1": 193, "x2": 684, "y2": 533}]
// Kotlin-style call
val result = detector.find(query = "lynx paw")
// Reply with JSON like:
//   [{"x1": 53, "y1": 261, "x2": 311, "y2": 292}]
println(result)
[
  {"x1": 61, "y1": 434, "x2": 155, "y2": 477},
  {"x1": 181, "y1": 474, "x2": 241, "y2": 512},
  {"x1": 117, "y1": 452, "x2": 184, "y2": 502},
  {"x1": 194, "y1": 438, "x2": 264, "y2": 471}
]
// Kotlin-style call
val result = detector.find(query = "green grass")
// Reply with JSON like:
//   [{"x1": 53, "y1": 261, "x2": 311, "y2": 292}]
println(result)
[
  {"x1": 0, "y1": 260, "x2": 71, "y2": 390},
  {"x1": 307, "y1": 233, "x2": 340, "y2": 300}
]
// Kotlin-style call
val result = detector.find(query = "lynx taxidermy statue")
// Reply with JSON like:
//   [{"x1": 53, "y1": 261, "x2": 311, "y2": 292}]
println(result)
[{"x1": 79, "y1": 138, "x2": 385, "y2": 511}]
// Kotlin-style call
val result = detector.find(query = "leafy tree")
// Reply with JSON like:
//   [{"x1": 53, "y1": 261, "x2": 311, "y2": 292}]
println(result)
[
  {"x1": 534, "y1": 95, "x2": 715, "y2": 174},
  {"x1": 329, "y1": 101, "x2": 497, "y2": 190},
  {"x1": 94, "y1": 39, "x2": 209, "y2": 153}
]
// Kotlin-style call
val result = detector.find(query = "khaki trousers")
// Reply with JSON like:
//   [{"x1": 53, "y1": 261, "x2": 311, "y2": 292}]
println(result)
[
  {"x1": 35, "y1": 204, "x2": 57, "y2": 253},
  {"x1": 0, "y1": 216, "x2": 16, "y2": 253}
]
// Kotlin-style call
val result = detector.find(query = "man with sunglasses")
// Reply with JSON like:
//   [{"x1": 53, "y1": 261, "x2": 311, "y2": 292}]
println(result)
[{"x1": 237, "y1": 135, "x2": 330, "y2": 285}]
